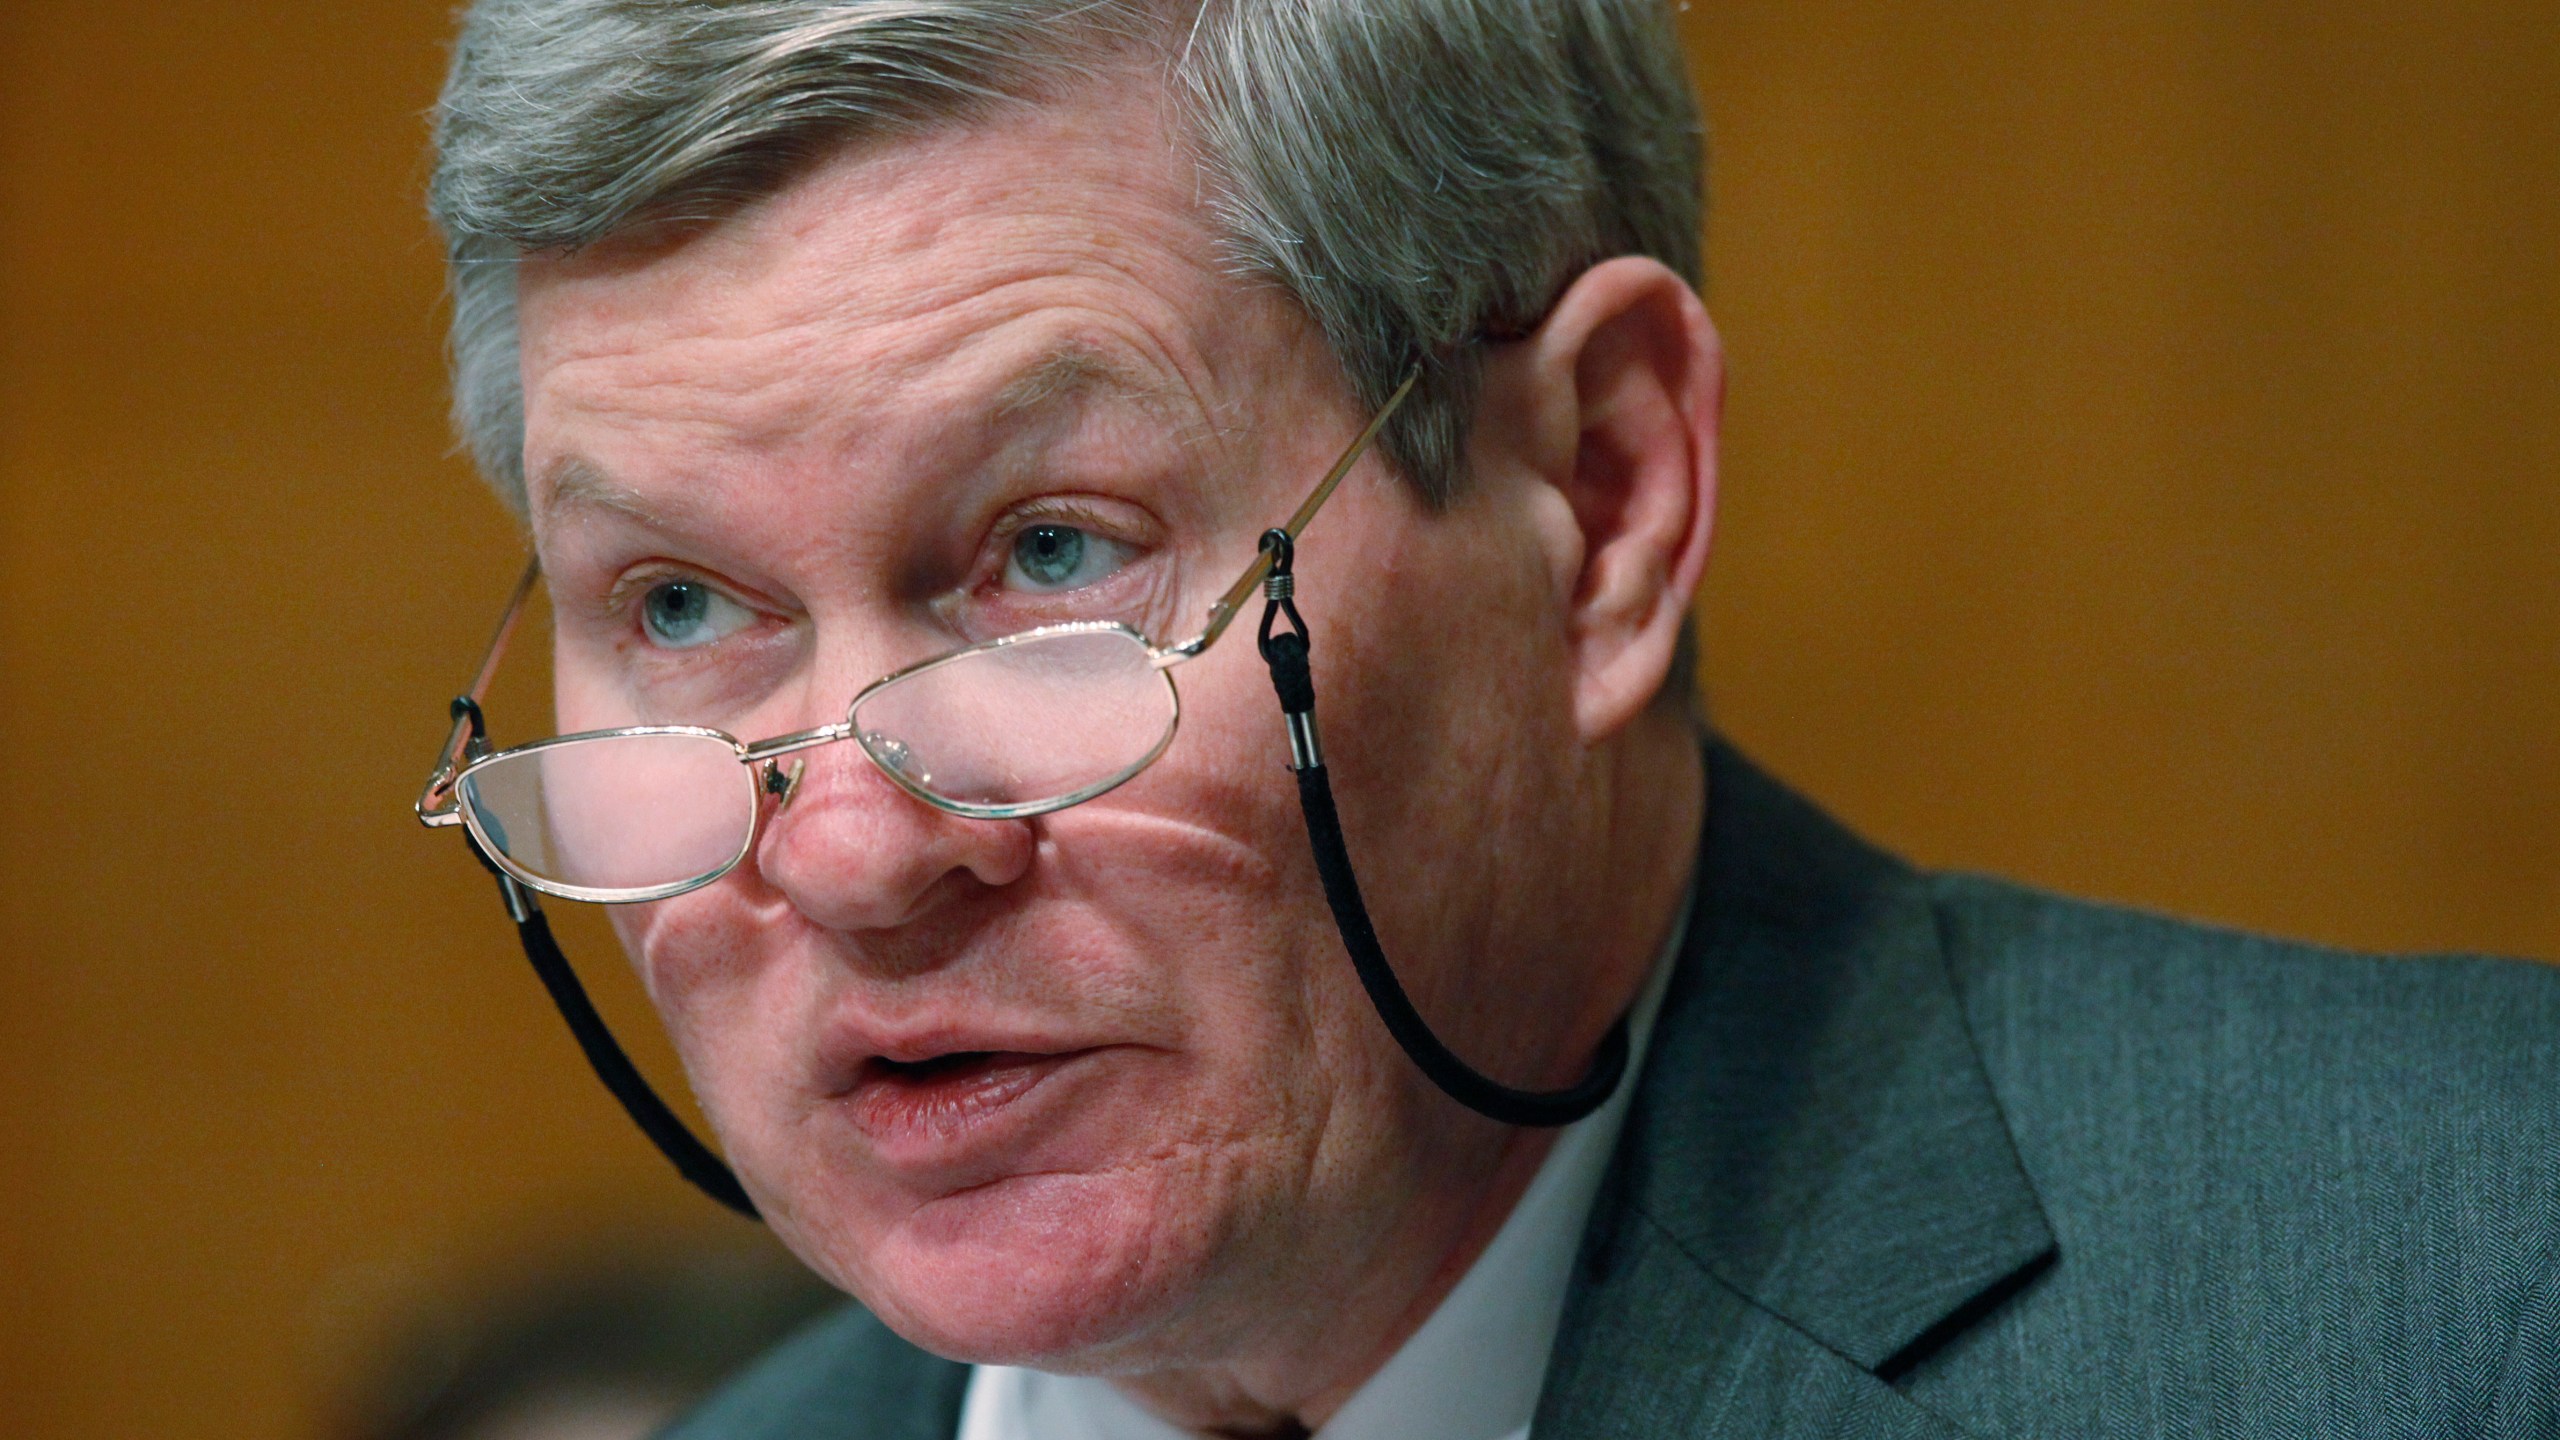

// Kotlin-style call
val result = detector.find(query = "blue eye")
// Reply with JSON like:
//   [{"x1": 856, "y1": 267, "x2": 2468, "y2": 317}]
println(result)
[
  {"x1": 641, "y1": 581, "x2": 752, "y2": 649},
  {"x1": 1005, "y1": 523, "x2": 1129, "y2": 593}
]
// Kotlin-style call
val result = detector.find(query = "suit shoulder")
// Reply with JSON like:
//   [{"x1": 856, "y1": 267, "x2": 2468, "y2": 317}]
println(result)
[
  {"x1": 661, "y1": 1302, "x2": 968, "y2": 1440},
  {"x1": 1927, "y1": 869, "x2": 2560, "y2": 1289},
  {"x1": 1930, "y1": 869, "x2": 2560, "y2": 1083},
  {"x1": 1902, "y1": 874, "x2": 2560, "y2": 1434},
  {"x1": 1926, "y1": 870, "x2": 2560, "y2": 1246}
]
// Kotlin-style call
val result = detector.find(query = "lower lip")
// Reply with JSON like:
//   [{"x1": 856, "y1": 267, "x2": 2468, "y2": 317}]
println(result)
[{"x1": 838, "y1": 1050, "x2": 1090, "y2": 1152}]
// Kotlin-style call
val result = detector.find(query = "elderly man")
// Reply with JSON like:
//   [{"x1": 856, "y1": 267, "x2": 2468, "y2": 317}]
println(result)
[{"x1": 412, "y1": 3, "x2": 2560, "y2": 1437}]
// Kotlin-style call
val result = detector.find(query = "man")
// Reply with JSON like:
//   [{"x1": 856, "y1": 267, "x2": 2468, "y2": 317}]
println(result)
[{"x1": 417, "y1": 3, "x2": 2560, "y2": 1436}]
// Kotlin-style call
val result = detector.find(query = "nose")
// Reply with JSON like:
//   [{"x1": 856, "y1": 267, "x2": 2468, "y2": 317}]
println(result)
[{"x1": 750, "y1": 736, "x2": 1035, "y2": 932}]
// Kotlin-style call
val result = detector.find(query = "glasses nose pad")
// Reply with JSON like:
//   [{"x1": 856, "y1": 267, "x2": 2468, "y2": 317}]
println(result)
[{"x1": 761, "y1": 758, "x2": 806, "y2": 810}]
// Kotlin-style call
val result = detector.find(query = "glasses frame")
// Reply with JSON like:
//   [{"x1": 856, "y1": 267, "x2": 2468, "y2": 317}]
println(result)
[{"x1": 416, "y1": 368, "x2": 1420, "y2": 904}]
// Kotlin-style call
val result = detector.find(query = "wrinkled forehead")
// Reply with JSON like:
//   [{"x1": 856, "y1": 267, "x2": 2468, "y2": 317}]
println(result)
[
  {"x1": 522, "y1": 336, "x2": 1203, "y2": 541},
  {"x1": 508, "y1": 85, "x2": 1327, "y2": 530}
]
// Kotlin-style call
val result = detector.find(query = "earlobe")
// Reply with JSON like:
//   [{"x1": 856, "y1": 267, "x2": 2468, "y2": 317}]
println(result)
[{"x1": 1514, "y1": 258, "x2": 1723, "y2": 742}]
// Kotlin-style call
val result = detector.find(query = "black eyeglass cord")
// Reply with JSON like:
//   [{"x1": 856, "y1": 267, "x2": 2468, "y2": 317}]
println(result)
[
  {"x1": 471, "y1": 852, "x2": 762, "y2": 1218},
  {"x1": 1253, "y1": 529, "x2": 1629, "y2": 1129},
  {"x1": 464, "y1": 528, "x2": 1625, "y2": 1217}
]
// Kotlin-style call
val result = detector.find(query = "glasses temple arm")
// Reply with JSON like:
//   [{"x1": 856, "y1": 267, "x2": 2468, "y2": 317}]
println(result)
[
  {"x1": 465, "y1": 558, "x2": 543, "y2": 708},
  {"x1": 418, "y1": 558, "x2": 543, "y2": 820},
  {"x1": 1166, "y1": 367, "x2": 1422, "y2": 660}
]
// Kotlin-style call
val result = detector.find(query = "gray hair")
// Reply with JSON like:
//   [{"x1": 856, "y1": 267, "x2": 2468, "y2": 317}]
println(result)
[{"x1": 428, "y1": 0, "x2": 1704, "y2": 512}]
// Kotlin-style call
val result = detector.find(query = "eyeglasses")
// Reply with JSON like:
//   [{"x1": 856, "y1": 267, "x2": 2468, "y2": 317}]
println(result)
[{"x1": 416, "y1": 370, "x2": 1419, "y2": 903}]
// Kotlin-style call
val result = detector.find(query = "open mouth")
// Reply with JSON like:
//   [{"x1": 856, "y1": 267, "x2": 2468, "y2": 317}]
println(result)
[
  {"x1": 869, "y1": 1050, "x2": 1007, "y2": 1083},
  {"x1": 843, "y1": 1048, "x2": 1083, "y2": 1142}
]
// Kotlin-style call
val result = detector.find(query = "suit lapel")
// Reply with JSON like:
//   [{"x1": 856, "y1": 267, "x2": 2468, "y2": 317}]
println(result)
[
  {"x1": 1536, "y1": 1211, "x2": 1989, "y2": 1439},
  {"x1": 1536, "y1": 740, "x2": 2055, "y2": 1439}
]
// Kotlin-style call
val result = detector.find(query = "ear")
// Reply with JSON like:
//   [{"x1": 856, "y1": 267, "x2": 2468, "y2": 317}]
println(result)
[{"x1": 1484, "y1": 256, "x2": 1723, "y2": 741}]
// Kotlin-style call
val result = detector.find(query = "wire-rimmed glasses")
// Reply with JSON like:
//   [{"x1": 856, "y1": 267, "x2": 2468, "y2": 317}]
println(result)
[{"x1": 416, "y1": 370, "x2": 1419, "y2": 904}]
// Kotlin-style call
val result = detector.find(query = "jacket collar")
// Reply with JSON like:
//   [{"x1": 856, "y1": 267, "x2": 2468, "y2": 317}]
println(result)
[{"x1": 1535, "y1": 739, "x2": 2055, "y2": 1438}]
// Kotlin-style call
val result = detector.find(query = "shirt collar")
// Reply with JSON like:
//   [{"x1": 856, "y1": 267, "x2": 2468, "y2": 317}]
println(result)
[{"x1": 958, "y1": 887, "x2": 1691, "y2": 1440}]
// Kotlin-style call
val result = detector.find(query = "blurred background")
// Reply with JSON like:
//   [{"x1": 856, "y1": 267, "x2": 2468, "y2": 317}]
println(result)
[{"x1": 0, "y1": 3, "x2": 2551, "y2": 1436}]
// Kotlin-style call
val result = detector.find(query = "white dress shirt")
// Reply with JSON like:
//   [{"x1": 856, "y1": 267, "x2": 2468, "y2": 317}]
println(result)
[{"x1": 955, "y1": 906, "x2": 1684, "y2": 1440}]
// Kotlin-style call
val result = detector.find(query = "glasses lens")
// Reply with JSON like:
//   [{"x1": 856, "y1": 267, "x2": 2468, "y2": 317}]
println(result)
[
  {"x1": 851, "y1": 627, "x2": 1176, "y2": 814},
  {"x1": 459, "y1": 731, "x2": 756, "y2": 896}
]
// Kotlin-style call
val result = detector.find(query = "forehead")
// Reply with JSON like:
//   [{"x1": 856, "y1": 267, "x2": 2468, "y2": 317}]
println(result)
[{"x1": 510, "y1": 82, "x2": 1273, "y2": 518}]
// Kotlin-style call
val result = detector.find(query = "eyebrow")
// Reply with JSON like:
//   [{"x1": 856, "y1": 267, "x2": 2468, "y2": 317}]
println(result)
[
  {"x1": 990, "y1": 342, "x2": 1200, "y2": 432},
  {"x1": 538, "y1": 456, "x2": 670, "y2": 529}
]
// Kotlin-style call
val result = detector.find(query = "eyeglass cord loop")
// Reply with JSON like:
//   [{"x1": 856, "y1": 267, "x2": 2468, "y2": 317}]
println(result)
[{"x1": 1255, "y1": 528, "x2": 1309, "y2": 663}]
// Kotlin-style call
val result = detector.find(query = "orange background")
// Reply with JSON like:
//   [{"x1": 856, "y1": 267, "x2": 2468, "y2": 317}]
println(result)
[{"x1": 1, "y1": 4, "x2": 2551, "y2": 1436}]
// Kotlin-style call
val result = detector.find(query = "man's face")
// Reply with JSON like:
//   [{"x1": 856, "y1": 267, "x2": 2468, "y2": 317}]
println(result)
[{"x1": 513, "y1": 85, "x2": 1604, "y2": 1369}]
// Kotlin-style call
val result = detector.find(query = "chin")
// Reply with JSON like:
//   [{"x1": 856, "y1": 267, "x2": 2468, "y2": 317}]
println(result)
[{"x1": 778, "y1": 1156, "x2": 1232, "y2": 1367}]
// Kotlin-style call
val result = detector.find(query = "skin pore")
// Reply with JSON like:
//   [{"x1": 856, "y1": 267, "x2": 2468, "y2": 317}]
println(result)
[{"x1": 511, "y1": 76, "x2": 1718, "y2": 1436}]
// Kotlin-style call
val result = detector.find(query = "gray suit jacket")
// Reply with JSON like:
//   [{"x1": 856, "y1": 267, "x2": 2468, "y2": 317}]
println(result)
[{"x1": 666, "y1": 740, "x2": 2560, "y2": 1438}]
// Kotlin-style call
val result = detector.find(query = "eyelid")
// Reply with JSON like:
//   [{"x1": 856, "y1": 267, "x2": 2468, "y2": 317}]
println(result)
[
  {"x1": 975, "y1": 494, "x2": 1161, "y2": 586},
  {"x1": 599, "y1": 566, "x2": 784, "y2": 652},
  {"x1": 601, "y1": 564, "x2": 766, "y2": 616},
  {"x1": 991, "y1": 494, "x2": 1155, "y2": 546}
]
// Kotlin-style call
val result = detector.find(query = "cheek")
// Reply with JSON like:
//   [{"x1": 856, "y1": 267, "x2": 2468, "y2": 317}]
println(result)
[
  {"x1": 1035, "y1": 791, "x2": 1326, "y2": 1079},
  {"x1": 607, "y1": 888, "x2": 799, "y2": 1123},
  {"x1": 1046, "y1": 722, "x2": 1437, "y2": 1179},
  {"x1": 612, "y1": 889, "x2": 750, "y2": 1006},
  {"x1": 550, "y1": 633, "x2": 626, "y2": 735},
  {"x1": 1282, "y1": 504, "x2": 1580, "y2": 1024}
]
